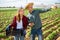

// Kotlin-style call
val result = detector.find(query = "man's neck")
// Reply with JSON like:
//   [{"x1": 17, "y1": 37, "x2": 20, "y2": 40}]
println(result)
[{"x1": 29, "y1": 10, "x2": 33, "y2": 13}]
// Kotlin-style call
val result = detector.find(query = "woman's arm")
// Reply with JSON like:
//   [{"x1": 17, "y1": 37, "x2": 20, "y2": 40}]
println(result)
[{"x1": 9, "y1": 16, "x2": 16, "y2": 28}]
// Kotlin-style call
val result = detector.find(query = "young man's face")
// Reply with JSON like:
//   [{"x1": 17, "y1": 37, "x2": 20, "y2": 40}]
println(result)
[{"x1": 28, "y1": 5, "x2": 33, "y2": 12}]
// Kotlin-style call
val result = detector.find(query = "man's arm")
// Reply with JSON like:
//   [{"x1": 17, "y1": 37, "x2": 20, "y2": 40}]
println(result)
[
  {"x1": 28, "y1": 16, "x2": 35, "y2": 27},
  {"x1": 38, "y1": 8, "x2": 51, "y2": 13},
  {"x1": 29, "y1": 22, "x2": 34, "y2": 27},
  {"x1": 10, "y1": 16, "x2": 16, "y2": 28}
]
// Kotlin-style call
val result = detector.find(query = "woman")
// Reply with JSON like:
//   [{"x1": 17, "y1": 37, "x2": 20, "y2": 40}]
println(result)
[{"x1": 9, "y1": 8, "x2": 28, "y2": 40}]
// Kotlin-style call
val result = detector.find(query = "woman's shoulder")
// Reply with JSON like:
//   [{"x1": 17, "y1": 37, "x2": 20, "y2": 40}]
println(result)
[
  {"x1": 13, "y1": 15, "x2": 17, "y2": 20},
  {"x1": 13, "y1": 16, "x2": 16, "y2": 19},
  {"x1": 14, "y1": 14, "x2": 18, "y2": 18}
]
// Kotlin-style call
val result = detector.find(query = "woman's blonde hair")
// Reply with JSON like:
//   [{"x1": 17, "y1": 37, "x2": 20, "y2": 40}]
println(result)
[{"x1": 16, "y1": 7, "x2": 24, "y2": 22}]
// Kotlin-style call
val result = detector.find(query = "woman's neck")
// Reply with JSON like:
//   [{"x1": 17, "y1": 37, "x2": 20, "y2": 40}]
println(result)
[{"x1": 20, "y1": 15, "x2": 23, "y2": 19}]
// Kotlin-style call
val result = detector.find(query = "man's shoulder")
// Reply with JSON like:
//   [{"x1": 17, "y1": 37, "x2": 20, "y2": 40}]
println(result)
[
  {"x1": 33, "y1": 9, "x2": 37, "y2": 11},
  {"x1": 33, "y1": 9, "x2": 39, "y2": 12}
]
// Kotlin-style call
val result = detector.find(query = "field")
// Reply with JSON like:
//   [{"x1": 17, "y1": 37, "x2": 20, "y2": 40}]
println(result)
[{"x1": 0, "y1": 8, "x2": 60, "y2": 40}]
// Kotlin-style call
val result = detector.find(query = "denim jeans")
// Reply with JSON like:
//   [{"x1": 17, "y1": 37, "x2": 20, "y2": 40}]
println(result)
[
  {"x1": 14, "y1": 30, "x2": 24, "y2": 40},
  {"x1": 14, "y1": 35, "x2": 24, "y2": 40},
  {"x1": 30, "y1": 28, "x2": 43, "y2": 40}
]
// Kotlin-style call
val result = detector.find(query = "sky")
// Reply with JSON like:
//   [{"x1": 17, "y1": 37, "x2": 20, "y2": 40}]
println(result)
[{"x1": 0, "y1": 0, "x2": 60, "y2": 7}]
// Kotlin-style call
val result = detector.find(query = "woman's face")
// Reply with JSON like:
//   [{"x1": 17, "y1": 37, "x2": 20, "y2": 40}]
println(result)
[{"x1": 19, "y1": 9, "x2": 24, "y2": 15}]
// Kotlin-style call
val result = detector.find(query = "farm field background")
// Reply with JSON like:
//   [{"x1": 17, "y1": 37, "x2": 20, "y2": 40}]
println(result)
[{"x1": 0, "y1": 8, "x2": 60, "y2": 40}]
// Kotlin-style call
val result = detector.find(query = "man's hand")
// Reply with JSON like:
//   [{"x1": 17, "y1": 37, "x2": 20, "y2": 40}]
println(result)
[{"x1": 29, "y1": 22, "x2": 34, "y2": 27}]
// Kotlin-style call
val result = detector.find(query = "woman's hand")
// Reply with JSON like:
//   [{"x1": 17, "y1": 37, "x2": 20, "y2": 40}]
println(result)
[
  {"x1": 12, "y1": 27, "x2": 14, "y2": 29},
  {"x1": 29, "y1": 22, "x2": 34, "y2": 27},
  {"x1": 11, "y1": 27, "x2": 14, "y2": 31}
]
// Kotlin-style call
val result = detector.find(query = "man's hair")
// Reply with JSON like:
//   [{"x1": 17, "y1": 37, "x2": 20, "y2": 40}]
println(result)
[{"x1": 25, "y1": 3, "x2": 34, "y2": 9}]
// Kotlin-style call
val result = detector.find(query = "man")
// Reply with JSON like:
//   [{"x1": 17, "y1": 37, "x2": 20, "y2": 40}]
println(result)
[{"x1": 25, "y1": 3, "x2": 51, "y2": 40}]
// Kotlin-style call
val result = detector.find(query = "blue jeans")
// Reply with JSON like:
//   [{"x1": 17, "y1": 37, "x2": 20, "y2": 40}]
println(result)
[
  {"x1": 14, "y1": 35, "x2": 24, "y2": 40},
  {"x1": 30, "y1": 28, "x2": 43, "y2": 40},
  {"x1": 14, "y1": 29, "x2": 25, "y2": 40}
]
